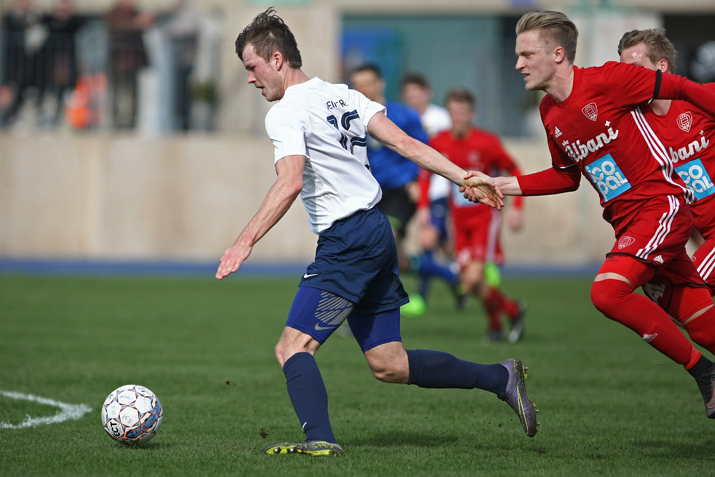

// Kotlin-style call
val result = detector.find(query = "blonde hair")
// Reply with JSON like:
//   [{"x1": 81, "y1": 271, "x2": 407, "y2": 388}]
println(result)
[
  {"x1": 516, "y1": 11, "x2": 578, "y2": 63},
  {"x1": 617, "y1": 29, "x2": 676, "y2": 74}
]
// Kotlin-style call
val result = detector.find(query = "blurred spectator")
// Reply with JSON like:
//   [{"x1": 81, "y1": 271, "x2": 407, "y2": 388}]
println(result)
[
  {"x1": 162, "y1": 0, "x2": 199, "y2": 131},
  {"x1": 43, "y1": 0, "x2": 83, "y2": 127},
  {"x1": 105, "y1": 0, "x2": 154, "y2": 129},
  {"x1": 1, "y1": 0, "x2": 47, "y2": 128}
]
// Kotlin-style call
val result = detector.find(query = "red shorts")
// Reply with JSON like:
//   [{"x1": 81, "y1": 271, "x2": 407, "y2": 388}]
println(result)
[
  {"x1": 453, "y1": 207, "x2": 504, "y2": 269},
  {"x1": 692, "y1": 238, "x2": 715, "y2": 291},
  {"x1": 600, "y1": 195, "x2": 707, "y2": 309},
  {"x1": 691, "y1": 196, "x2": 715, "y2": 241}
]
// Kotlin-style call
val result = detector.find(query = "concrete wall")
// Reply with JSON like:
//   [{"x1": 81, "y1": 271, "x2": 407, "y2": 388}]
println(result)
[
  {"x1": 3, "y1": 0, "x2": 707, "y2": 265},
  {"x1": 0, "y1": 133, "x2": 318, "y2": 262},
  {"x1": 0, "y1": 132, "x2": 615, "y2": 264}
]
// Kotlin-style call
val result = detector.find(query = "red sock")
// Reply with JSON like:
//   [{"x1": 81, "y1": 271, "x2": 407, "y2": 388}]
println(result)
[
  {"x1": 482, "y1": 289, "x2": 503, "y2": 331},
  {"x1": 666, "y1": 284, "x2": 715, "y2": 355},
  {"x1": 683, "y1": 308, "x2": 715, "y2": 356},
  {"x1": 495, "y1": 289, "x2": 520, "y2": 321},
  {"x1": 591, "y1": 278, "x2": 699, "y2": 366}
]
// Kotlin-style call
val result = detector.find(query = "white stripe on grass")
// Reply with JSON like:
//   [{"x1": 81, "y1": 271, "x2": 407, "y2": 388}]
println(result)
[{"x1": 0, "y1": 390, "x2": 91, "y2": 429}]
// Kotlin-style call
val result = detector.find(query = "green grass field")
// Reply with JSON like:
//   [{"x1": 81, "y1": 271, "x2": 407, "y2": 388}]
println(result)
[{"x1": 1, "y1": 273, "x2": 712, "y2": 476}]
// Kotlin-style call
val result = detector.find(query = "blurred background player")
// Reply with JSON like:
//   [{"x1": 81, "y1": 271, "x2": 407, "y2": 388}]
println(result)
[
  {"x1": 401, "y1": 72, "x2": 451, "y2": 137},
  {"x1": 350, "y1": 64, "x2": 461, "y2": 312},
  {"x1": 425, "y1": 87, "x2": 526, "y2": 343},
  {"x1": 488, "y1": 10, "x2": 715, "y2": 418},
  {"x1": 401, "y1": 72, "x2": 466, "y2": 317},
  {"x1": 1, "y1": 0, "x2": 45, "y2": 128},
  {"x1": 618, "y1": 29, "x2": 715, "y2": 298}
]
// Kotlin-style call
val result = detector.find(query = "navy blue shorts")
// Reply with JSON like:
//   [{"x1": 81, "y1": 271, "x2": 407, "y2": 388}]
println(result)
[
  {"x1": 299, "y1": 207, "x2": 409, "y2": 316},
  {"x1": 429, "y1": 197, "x2": 449, "y2": 243},
  {"x1": 286, "y1": 287, "x2": 402, "y2": 352}
]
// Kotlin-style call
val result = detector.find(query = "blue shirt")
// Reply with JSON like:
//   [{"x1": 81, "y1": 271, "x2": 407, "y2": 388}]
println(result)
[{"x1": 366, "y1": 100, "x2": 427, "y2": 191}]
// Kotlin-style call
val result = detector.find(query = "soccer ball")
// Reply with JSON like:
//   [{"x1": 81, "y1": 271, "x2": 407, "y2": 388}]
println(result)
[{"x1": 101, "y1": 384, "x2": 163, "y2": 445}]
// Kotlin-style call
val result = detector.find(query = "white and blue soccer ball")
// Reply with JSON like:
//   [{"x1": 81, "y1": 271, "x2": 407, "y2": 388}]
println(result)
[{"x1": 101, "y1": 384, "x2": 163, "y2": 445}]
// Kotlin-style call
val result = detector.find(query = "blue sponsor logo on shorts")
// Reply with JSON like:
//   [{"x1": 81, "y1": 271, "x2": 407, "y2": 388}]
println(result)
[
  {"x1": 676, "y1": 158, "x2": 715, "y2": 201},
  {"x1": 584, "y1": 154, "x2": 631, "y2": 202}
]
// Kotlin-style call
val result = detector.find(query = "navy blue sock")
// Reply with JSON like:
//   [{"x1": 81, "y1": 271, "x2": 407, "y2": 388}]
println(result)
[
  {"x1": 417, "y1": 275, "x2": 431, "y2": 301},
  {"x1": 406, "y1": 349, "x2": 508, "y2": 395},
  {"x1": 412, "y1": 253, "x2": 458, "y2": 285},
  {"x1": 283, "y1": 352, "x2": 336, "y2": 443}
]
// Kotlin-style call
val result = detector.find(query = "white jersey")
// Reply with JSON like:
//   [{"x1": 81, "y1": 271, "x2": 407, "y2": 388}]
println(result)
[
  {"x1": 421, "y1": 103, "x2": 451, "y2": 137},
  {"x1": 421, "y1": 104, "x2": 452, "y2": 201},
  {"x1": 265, "y1": 77, "x2": 384, "y2": 234}
]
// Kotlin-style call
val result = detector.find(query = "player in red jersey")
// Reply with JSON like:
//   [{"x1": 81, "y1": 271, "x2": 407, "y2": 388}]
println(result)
[
  {"x1": 421, "y1": 87, "x2": 526, "y2": 343},
  {"x1": 476, "y1": 11, "x2": 715, "y2": 419},
  {"x1": 617, "y1": 29, "x2": 715, "y2": 297}
]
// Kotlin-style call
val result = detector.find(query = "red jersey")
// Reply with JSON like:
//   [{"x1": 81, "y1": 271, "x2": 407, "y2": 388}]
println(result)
[
  {"x1": 423, "y1": 127, "x2": 522, "y2": 225},
  {"x1": 538, "y1": 62, "x2": 693, "y2": 232},
  {"x1": 640, "y1": 83, "x2": 715, "y2": 238}
]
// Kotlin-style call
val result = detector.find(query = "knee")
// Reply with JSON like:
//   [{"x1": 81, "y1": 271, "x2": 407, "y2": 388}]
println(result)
[
  {"x1": 274, "y1": 343, "x2": 288, "y2": 367},
  {"x1": 274, "y1": 341, "x2": 311, "y2": 368},
  {"x1": 590, "y1": 280, "x2": 608, "y2": 313},
  {"x1": 462, "y1": 273, "x2": 482, "y2": 295},
  {"x1": 370, "y1": 362, "x2": 403, "y2": 383},
  {"x1": 591, "y1": 279, "x2": 630, "y2": 316},
  {"x1": 367, "y1": 356, "x2": 409, "y2": 384},
  {"x1": 670, "y1": 286, "x2": 714, "y2": 324}
]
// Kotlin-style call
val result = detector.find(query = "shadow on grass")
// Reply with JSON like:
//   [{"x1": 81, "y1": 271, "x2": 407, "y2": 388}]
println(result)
[
  {"x1": 113, "y1": 441, "x2": 172, "y2": 450},
  {"x1": 347, "y1": 430, "x2": 460, "y2": 447},
  {"x1": 634, "y1": 438, "x2": 715, "y2": 461}
]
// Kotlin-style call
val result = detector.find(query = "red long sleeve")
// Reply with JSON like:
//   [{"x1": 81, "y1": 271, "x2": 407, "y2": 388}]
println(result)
[
  {"x1": 659, "y1": 73, "x2": 715, "y2": 117},
  {"x1": 416, "y1": 169, "x2": 432, "y2": 209},
  {"x1": 517, "y1": 166, "x2": 581, "y2": 196}
]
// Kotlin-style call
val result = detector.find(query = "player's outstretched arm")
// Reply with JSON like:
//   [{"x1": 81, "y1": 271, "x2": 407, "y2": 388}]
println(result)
[
  {"x1": 216, "y1": 155, "x2": 304, "y2": 280},
  {"x1": 367, "y1": 112, "x2": 504, "y2": 209},
  {"x1": 659, "y1": 72, "x2": 715, "y2": 116}
]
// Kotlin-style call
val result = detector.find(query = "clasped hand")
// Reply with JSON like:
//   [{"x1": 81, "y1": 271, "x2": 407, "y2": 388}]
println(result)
[{"x1": 460, "y1": 171, "x2": 504, "y2": 210}]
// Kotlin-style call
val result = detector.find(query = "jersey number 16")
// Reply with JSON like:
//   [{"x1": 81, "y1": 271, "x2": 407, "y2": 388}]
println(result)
[{"x1": 327, "y1": 110, "x2": 367, "y2": 154}]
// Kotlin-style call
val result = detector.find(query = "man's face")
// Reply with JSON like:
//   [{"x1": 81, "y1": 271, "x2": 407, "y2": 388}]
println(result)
[
  {"x1": 446, "y1": 100, "x2": 474, "y2": 136},
  {"x1": 351, "y1": 70, "x2": 384, "y2": 103},
  {"x1": 515, "y1": 29, "x2": 557, "y2": 92},
  {"x1": 242, "y1": 44, "x2": 283, "y2": 102},
  {"x1": 620, "y1": 43, "x2": 659, "y2": 72},
  {"x1": 402, "y1": 83, "x2": 430, "y2": 111}
]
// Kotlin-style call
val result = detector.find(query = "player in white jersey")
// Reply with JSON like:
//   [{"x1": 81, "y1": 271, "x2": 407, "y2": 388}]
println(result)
[{"x1": 216, "y1": 8, "x2": 538, "y2": 456}]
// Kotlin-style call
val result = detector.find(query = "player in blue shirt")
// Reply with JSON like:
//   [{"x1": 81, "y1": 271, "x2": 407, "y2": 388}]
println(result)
[
  {"x1": 217, "y1": 8, "x2": 539, "y2": 457},
  {"x1": 351, "y1": 64, "x2": 462, "y2": 312}
]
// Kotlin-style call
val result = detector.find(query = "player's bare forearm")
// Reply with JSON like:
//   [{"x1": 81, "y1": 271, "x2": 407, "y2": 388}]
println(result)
[
  {"x1": 216, "y1": 156, "x2": 304, "y2": 280},
  {"x1": 463, "y1": 170, "x2": 520, "y2": 195},
  {"x1": 491, "y1": 175, "x2": 523, "y2": 196},
  {"x1": 367, "y1": 112, "x2": 503, "y2": 207},
  {"x1": 369, "y1": 114, "x2": 465, "y2": 184}
]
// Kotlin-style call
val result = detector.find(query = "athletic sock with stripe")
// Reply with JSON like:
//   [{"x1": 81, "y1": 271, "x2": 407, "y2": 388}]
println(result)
[{"x1": 283, "y1": 352, "x2": 336, "y2": 444}]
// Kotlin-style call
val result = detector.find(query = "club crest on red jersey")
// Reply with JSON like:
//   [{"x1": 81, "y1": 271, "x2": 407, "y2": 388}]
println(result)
[
  {"x1": 677, "y1": 112, "x2": 693, "y2": 133},
  {"x1": 618, "y1": 236, "x2": 635, "y2": 249},
  {"x1": 582, "y1": 102, "x2": 598, "y2": 121},
  {"x1": 467, "y1": 150, "x2": 481, "y2": 167}
]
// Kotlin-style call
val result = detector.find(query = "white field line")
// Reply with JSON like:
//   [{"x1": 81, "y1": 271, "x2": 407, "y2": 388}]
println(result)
[{"x1": 0, "y1": 391, "x2": 92, "y2": 429}]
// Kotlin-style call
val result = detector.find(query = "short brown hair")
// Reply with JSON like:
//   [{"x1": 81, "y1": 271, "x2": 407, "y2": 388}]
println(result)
[
  {"x1": 235, "y1": 7, "x2": 302, "y2": 68},
  {"x1": 516, "y1": 11, "x2": 578, "y2": 63},
  {"x1": 617, "y1": 28, "x2": 676, "y2": 74},
  {"x1": 445, "y1": 87, "x2": 476, "y2": 110},
  {"x1": 351, "y1": 64, "x2": 382, "y2": 79},
  {"x1": 402, "y1": 72, "x2": 430, "y2": 89}
]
